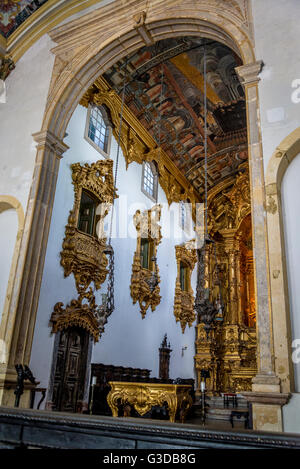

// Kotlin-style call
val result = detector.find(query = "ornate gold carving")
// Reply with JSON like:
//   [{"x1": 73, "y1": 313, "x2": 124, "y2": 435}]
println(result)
[
  {"x1": 53, "y1": 159, "x2": 117, "y2": 340},
  {"x1": 194, "y1": 169, "x2": 257, "y2": 393},
  {"x1": 0, "y1": 55, "x2": 15, "y2": 81},
  {"x1": 60, "y1": 160, "x2": 116, "y2": 291},
  {"x1": 130, "y1": 205, "x2": 162, "y2": 318},
  {"x1": 266, "y1": 195, "x2": 277, "y2": 214},
  {"x1": 208, "y1": 168, "x2": 250, "y2": 232},
  {"x1": 80, "y1": 77, "x2": 198, "y2": 206},
  {"x1": 50, "y1": 288, "x2": 101, "y2": 342},
  {"x1": 60, "y1": 210, "x2": 109, "y2": 291},
  {"x1": 174, "y1": 241, "x2": 197, "y2": 333},
  {"x1": 107, "y1": 381, "x2": 193, "y2": 423},
  {"x1": 194, "y1": 324, "x2": 219, "y2": 395},
  {"x1": 71, "y1": 159, "x2": 116, "y2": 207}
]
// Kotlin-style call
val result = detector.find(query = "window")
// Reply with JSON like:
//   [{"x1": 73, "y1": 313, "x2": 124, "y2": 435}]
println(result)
[
  {"x1": 140, "y1": 238, "x2": 154, "y2": 270},
  {"x1": 77, "y1": 190, "x2": 99, "y2": 236},
  {"x1": 85, "y1": 105, "x2": 111, "y2": 157},
  {"x1": 179, "y1": 200, "x2": 192, "y2": 233},
  {"x1": 141, "y1": 161, "x2": 158, "y2": 201},
  {"x1": 179, "y1": 261, "x2": 189, "y2": 291},
  {"x1": 180, "y1": 200, "x2": 186, "y2": 230}
]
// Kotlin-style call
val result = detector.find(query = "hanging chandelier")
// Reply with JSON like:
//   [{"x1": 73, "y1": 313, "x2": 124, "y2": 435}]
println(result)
[
  {"x1": 194, "y1": 40, "x2": 223, "y2": 337},
  {"x1": 96, "y1": 61, "x2": 128, "y2": 321},
  {"x1": 145, "y1": 63, "x2": 165, "y2": 294}
]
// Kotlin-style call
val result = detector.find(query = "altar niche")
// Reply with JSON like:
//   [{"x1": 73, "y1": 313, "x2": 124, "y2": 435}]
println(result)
[{"x1": 50, "y1": 327, "x2": 91, "y2": 413}]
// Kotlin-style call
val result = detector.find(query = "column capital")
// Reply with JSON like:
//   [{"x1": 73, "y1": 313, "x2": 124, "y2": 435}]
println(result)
[
  {"x1": 235, "y1": 60, "x2": 264, "y2": 85},
  {"x1": 32, "y1": 130, "x2": 69, "y2": 157}
]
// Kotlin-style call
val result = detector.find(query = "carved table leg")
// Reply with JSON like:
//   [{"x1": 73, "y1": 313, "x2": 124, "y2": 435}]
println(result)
[
  {"x1": 107, "y1": 390, "x2": 120, "y2": 417},
  {"x1": 179, "y1": 395, "x2": 193, "y2": 423}
]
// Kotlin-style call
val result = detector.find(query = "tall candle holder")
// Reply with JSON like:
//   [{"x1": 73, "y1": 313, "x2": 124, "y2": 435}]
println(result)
[{"x1": 89, "y1": 376, "x2": 97, "y2": 415}]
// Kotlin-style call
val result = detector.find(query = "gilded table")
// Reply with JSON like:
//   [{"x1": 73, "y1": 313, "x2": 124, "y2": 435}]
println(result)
[{"x1": 107, "y1": 381, "x2": 193, "y2": 423}]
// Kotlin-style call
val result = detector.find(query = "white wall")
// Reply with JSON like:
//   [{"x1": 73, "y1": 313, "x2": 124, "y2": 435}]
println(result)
[
  {"x1": 0, "y1": 34, "x2": 55, "y2": 212},
  {"x1": 0, "y1": 35, "x2": 55, "y2": 321},
  {"x1": 30, "y1": 104, "x2": 197, "y2": 406},
  {"x1": 252, "y1": 0, "x2": 300, "y2": 169},
  {"x1": 281, "y1": 152, "x2": 300, "y2": 433},
  {"x1": 0, "y1": 208, "x2": 18, "y2": 324}
]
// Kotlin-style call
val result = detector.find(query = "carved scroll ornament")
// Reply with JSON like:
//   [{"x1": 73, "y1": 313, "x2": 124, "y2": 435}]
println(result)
[
  {"x1": 174, "y1": 241, "x2": 197, "y2": 333},
  {"x1": 130, "y1": 205, "x2": 162, "y2": 319},
  {"x1": 50, "y1": 288, "x2": 109, "y2": 342}
]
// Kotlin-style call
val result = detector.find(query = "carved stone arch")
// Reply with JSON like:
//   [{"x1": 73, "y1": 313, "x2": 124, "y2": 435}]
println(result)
[
  {"x1": 265, "y1": 126, "x2": 300, "y2": 393},
  {"x1": 7, "y1": 0, "x2": 259, "y2": 383}
]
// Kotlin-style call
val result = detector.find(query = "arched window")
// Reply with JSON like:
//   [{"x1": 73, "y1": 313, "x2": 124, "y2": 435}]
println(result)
[
  {"x1": 85, "y1": 105, "x2": 111, "y2": 156},
  {"x1": 141, "y1": 161, "x2": 158, "y2": 201}
]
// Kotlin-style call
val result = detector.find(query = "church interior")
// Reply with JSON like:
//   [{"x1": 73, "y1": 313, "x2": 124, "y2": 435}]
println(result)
[{"x1": 0, "y1": 0, "x2": 300, "y2": 449}]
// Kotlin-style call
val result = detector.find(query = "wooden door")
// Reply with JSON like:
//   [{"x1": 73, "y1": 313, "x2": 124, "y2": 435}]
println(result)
[{"x1": 52, "y1": 327, "x2": 89, "y2": 413}]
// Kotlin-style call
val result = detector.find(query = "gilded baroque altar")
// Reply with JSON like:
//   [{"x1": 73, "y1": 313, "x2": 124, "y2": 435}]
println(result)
[
  {"x1": 107, "y1": 381, "x2": 193, "y2": 423},
  {"x1": 194, "y1": 167, "x2": 257, "y2": 395}
]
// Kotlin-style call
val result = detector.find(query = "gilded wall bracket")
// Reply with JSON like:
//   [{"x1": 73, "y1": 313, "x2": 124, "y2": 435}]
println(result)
[
  {"x1": 50, "y1": 288, "x2": 105, "y2": 342},
  {"x1": 60, "y1": 159, "x2": 117, "y2": 292},
  {"x1": 174, "y1": 241, "x2": 197, "y2": 333},
  {"x1": 130, "y1": 205, "x2": 162, "y2": 318}
]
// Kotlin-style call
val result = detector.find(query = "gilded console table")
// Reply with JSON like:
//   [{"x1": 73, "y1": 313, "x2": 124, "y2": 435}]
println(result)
[{"x1": 107, "y1": 381, "x2": 193, "y2": 423}]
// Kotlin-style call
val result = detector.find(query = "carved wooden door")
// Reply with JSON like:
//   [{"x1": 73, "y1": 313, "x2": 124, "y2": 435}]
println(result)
[{"x1": 52, "y1": 327, "x2": 89, "y2": 413}]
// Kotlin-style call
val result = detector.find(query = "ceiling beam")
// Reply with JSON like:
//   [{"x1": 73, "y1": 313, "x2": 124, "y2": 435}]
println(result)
[{"x1": 163, "y1": 63, "x2": 216, "y2": 153}]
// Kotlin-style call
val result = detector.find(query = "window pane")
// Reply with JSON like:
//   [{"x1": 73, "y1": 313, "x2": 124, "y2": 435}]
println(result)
[
  {"x1": 141, "y1": 238, "x2": 149, "y2": 269},
  {"x1": 78, "y1": 190, "x2": 97, "y2": 236},
  {"x1": 180, "y1": 262, "x2": 188, "y2": 291},
  {"x1": 143, "y1": 162, "x2": 156, "y2": 198},
  {"x1": 88, "y1": 106, "x2": 109, "y2": 153}
]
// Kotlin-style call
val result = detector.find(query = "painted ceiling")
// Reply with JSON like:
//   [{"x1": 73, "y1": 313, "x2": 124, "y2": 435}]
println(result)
[
  {"x1": 0, "y1": 0, "x2": 47, "y2": 37},
  {"x1": 104, "y1": 37, "x2": 248, "y2": 198}
]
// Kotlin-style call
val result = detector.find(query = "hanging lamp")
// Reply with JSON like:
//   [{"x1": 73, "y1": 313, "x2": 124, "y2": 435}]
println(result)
[
  {"x1": 96, "y1": 61, "x2": 128, "y2": 331},
  {"x1": 145, "y1": 62, "x2": 164, "y2": 293},
  {"x1": 194, "y1": 40, "x2": 223, "y2": 337}
]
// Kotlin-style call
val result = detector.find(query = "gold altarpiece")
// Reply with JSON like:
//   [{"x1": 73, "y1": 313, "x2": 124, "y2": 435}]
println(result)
[{"x1": 194, "y1": 167, "x2": 257, "y2": 395}]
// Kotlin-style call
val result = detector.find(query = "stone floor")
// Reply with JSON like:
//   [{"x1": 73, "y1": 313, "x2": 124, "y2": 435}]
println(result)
[{"x1": 185, "y1": 416, "x2": 248, "y2": 431}]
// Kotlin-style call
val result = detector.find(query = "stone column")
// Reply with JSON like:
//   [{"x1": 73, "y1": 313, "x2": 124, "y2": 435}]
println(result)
[
  {"x1": 0, "y1": 130, "x2": 68, "y2": 408},
  {"x1": 235, "y1": 62, "x2": 289, "y2": 431}
]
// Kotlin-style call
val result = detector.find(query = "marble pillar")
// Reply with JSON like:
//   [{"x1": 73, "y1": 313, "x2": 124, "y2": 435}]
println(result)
[{"x1": 235, "y1": 62, "x2": 290, "y2": 431}]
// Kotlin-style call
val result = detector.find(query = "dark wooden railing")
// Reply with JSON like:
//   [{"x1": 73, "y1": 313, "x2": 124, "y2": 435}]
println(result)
[{"x1": 0, "y1": 406, "x2": 300, "y2": 449}]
